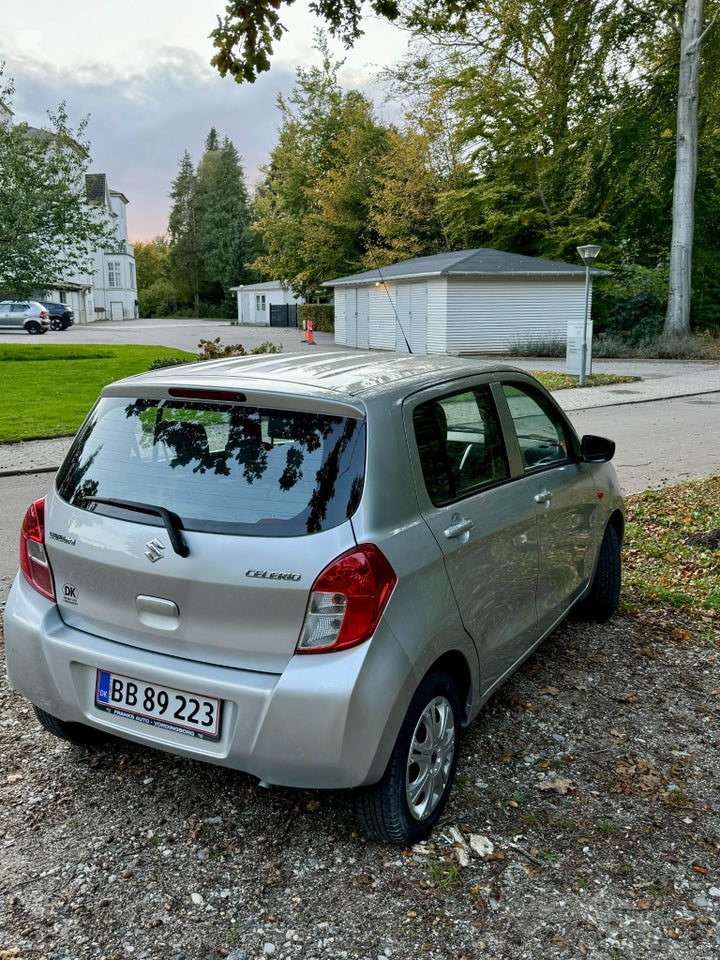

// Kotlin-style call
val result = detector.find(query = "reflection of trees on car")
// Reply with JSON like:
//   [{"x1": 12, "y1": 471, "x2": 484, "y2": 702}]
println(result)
[{"x1": 60, "y1": 399, "x2": 365, "y2": 536}]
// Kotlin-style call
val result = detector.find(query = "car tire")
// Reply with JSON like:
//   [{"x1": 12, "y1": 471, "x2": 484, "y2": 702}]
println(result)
[
  {"x1": 51, "y1": 319, "x2": 62, "y2": 330},
  {"x1": 26, "y1": 321, "x2": 42, "y2": 335},
  {"x1": 354, "y1": 671, "x2": 461, "y2": 844},
  {"x1": 33, "y1": 705, "x2": 105, "y2": 746},
  {"x1": 574, "y1": 523, "x2": 621, "y2": 622}
]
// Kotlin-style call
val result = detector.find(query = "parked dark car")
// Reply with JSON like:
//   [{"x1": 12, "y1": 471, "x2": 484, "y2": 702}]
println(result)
[{"x1": 39, "y1": 301, "x2": 74, "y2": 330}]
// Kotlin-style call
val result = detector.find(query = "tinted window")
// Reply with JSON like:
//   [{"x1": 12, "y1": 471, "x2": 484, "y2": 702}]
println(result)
[
  {"x1": 56, "y1": 397, "x2": 366, "y2": 536},
  {"x1": 502, "y1": 384, "x2": 571, "y2": 471},
  {"x1": 413, "y1": 387, "x2": 508, "y2": 506}
]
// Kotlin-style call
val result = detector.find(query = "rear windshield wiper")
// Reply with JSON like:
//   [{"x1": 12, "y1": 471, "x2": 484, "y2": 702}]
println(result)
[{"x1": 84, "y1": 497, "x2": 190, "y2": 557}]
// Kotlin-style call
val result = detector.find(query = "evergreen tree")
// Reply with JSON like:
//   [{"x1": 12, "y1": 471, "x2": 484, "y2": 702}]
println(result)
[
  {"x1": 167, "y1": 150, "x2": 202, "y2": 314},
  {"x1": 196, "y1": 135, "x2": 254, "y2": 299}
]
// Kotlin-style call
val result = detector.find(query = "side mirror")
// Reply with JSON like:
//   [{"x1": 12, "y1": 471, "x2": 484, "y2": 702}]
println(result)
[{"x1": 581, "y1": 434, "x2": 615, "y2": 463}]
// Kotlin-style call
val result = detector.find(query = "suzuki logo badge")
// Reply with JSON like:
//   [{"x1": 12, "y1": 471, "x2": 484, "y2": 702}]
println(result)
[{"x1": 145, "y1": 538, "x2": 166, "y2": 563}]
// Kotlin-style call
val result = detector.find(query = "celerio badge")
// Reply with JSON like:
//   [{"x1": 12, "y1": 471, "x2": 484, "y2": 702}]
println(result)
[{"x1": 246, "y1": 569, "x2": 301, "y2": 582}]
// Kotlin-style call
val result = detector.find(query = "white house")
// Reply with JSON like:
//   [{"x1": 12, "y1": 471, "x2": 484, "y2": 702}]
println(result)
[
  {"x1": 324, "y1": 248, "x2": 608, "y2": 355},
  {"x1": 230, "y1": 280, "x2": 303, "y2": 326},
  {"x1": 37, "y1": 175, "x2": 138, "y2": 323},
  {"x1": 85, "y1": 174, "x2": 138, "y2": 321}
]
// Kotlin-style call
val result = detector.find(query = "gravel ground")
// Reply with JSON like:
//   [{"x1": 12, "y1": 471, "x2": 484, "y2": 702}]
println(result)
[{"x1": 1, "y1": 605, "x2": 719, "y2": 960}]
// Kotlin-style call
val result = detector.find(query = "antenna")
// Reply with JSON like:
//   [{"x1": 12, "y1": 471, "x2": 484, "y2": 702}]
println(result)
[{"x1": 367, "y1": 247, "x2": 412, "y2": 354}]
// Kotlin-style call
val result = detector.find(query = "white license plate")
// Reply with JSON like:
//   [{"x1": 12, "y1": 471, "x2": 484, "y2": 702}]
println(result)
[{"x1": 95, "y1": 670, "x2": 222, "y2": 741}]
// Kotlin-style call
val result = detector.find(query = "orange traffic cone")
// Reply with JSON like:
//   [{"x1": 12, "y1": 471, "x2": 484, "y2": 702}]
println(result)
[{"x1": 307, "y1": 319, "x2": 315, "y2": 345}]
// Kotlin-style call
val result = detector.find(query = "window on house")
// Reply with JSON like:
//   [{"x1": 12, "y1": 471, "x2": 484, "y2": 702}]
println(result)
[
  {"x1": 255, "y1": 295, "x2": 266, "y2": 312},
  {"x1": 108, "y1": 262, "x2": 122, "y2": 288}
]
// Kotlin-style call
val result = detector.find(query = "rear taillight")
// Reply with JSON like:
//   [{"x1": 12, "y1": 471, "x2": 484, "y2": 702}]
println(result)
[
  {"x1": 19, "y1": 498, "x2": 55, "y2": 601},
  {"x1": 39, "y1": 310, "x2": 48, "y2": 319},
  {"x1": 297, "y1": 544, "x2": 397, "y2": 654}
]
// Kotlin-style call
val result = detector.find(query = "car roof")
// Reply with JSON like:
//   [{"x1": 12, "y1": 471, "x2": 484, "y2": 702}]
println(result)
[{"x1": 104, "y1": 351, "x2": 524, "y2": 406}]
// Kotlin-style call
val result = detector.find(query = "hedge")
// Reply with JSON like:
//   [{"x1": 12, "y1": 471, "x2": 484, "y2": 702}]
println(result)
[{"x1": 298, "y1": 303, "x2": 334, "y2": 333}]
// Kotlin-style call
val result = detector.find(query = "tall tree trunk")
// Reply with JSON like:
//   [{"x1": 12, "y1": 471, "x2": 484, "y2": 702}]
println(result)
[{"x1": 665, "y1": 0, "x2": 705, "y2": 336}]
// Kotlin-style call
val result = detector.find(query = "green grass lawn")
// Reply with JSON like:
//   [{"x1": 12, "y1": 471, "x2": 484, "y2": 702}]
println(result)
[{"x1": 0, "y1": 344, "x2": 194, "y2": 442}]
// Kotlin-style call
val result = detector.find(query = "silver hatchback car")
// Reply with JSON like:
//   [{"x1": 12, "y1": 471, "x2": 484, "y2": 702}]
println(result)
[
  {"x1": 0, "y1": 300, "x2": 50, "y2": 334},
  {"x1": 5, "y1": 353, "x2": 623, "y2": 843}
]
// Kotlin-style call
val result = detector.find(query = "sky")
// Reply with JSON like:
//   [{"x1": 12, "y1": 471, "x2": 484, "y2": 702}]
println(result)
[{"x1": 2, "y1": 0, "x2": 409, "y2": 241}]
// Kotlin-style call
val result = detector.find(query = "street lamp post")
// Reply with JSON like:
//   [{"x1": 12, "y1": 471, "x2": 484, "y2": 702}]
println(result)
[{"x1": 577, "y1": 244, "x2": 601, "y2": 387}]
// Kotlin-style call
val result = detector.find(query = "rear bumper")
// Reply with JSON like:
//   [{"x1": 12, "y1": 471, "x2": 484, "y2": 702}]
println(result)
[{"x1": 4, "y1": 573, "x2": 415, "y2": 789}]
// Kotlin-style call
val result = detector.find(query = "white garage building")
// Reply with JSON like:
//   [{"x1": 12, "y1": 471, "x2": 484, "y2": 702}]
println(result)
[{"x1": 324, "y1": 248, "x2": 607, "y2": 355}]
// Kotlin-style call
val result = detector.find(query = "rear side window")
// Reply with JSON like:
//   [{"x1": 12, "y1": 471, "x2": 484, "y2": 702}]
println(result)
[{"x1": 56, "y1": 398, "x2": 366, "y2": 536}]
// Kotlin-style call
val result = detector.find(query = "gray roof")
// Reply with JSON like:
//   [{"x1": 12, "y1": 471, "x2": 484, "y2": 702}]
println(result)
[
  {"x1": 86, "y1": 173, "x2": 108, "y2": 205},
  {"x1": 229, "y1": 280, "x2": 293, "y2": 292},
  {"x1": 324, "y1": 249, "x2": 609, "y2": 286}
]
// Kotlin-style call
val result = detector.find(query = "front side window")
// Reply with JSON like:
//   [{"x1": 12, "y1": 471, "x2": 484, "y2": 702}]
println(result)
[
  {"x1": 108, "y1": 262, "x2": 122, "y2": 287},
  {"x1": 413, "y1": 386, "x2": 508, "y2": 506},
  {"x1": 56, "y1": 398, "x2": 366, "y2": 537},
  {"x1": 502, "y1": 384, "x2": 571, "y2": 471}
]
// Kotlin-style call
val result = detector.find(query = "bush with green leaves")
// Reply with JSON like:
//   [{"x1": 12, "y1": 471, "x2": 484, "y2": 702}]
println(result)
[{"x1": 148, "y1": 337, "x2": 283, "y2": 370}]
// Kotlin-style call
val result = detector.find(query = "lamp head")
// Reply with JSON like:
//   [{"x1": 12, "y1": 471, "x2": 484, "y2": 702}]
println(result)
[{"x1": 577, "y1": 244, "x2": 601, "y2": 266}]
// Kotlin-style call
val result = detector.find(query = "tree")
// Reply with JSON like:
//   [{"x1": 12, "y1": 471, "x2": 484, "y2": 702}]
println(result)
[
  {"x1": 365, "y1": 96, "x2": 470, "y2": 266},
  {"x1": 390, "y1": 0, "x2": 634, "y2": 261},
  {"x1": 134, "y1": 236, "x2": 171, "y2": 290},
  {"x1": 252, "y1": 40, "x2": 389, "y2": 295},
  {"x1": 167, "y1": 150, "x2": 203, "y2": 314},
  {"x1": 196, "y1": 136, "x2": 254, "y2": 296},
  {"x1": 210, "y1": 0, "x2": 401, "y2": 83},
  {"x1": 655, "y1": 0, "x2": 717, "y2": 335},
  {"x1": 0, "y1": 72, "x2": 114, "y2": 298},
  {"x1": 210, "y1": 0, "x2": 720, "y2": 337}
]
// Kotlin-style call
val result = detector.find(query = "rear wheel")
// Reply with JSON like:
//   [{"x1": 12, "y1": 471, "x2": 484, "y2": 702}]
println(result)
[
  {"x1": 355, "y1": 671, "x2": 461, "y2": 844},
  {"x1": 33, "y1": 706, "x2": 105, "y2": 746},
  {"x1": 575, "y1": 523, "x2": 621, "y2": 622},
  {"x1": 26, "y1": 321, "x2": 42, "y2": 335},
  {"x1": 51, "y1": 318, "x2": 62, "y2": 330}
]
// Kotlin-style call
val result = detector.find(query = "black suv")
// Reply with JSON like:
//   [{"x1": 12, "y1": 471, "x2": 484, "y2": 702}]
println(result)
[{"x1": 39, "y1": 301, "x2": 74, "y2": 330}]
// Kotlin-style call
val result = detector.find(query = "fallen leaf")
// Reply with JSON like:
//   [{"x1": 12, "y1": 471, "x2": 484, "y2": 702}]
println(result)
[{"x1": 537, "y1": 778, "x2": 575, "y2": 795}]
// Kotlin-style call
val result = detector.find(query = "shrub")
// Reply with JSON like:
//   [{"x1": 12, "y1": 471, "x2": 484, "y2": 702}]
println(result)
[
  {"x1": 138, "y1": 280, "x2": 181, "y2": 318},
  {"x1": 509, "y1": 337, "x2": 566, "y2": 358},
  {"x1": 148, "y1": 339, "x2": 283, "y2": 370}
]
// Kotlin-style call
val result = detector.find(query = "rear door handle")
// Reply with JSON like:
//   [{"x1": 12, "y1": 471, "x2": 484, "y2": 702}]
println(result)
[
  {"x1": 444, "y1": 515, "x2": 475, "y2": 539},
  {"x1": 534, "y1": 489, "x2": 553, "y2": 505}
]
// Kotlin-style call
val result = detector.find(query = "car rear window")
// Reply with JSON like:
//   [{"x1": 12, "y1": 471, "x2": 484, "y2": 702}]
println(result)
[{"x1": 56, "y1": 397, "x2": 366, "y2": 536}]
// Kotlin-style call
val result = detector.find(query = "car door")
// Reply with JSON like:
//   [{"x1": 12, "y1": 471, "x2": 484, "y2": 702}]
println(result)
[
  {"x1": 497, "y1": 379, "x2": 598, "y2": 634},
  {"x1": 0, "y1": 302, "x2": 11, "y2": 326},
  {"x1": 9, "y1": 303, "x2": 29, "y2": 329},
  {"x1": 406, "y1": 381, "x2": 540, "y2": 696}
]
